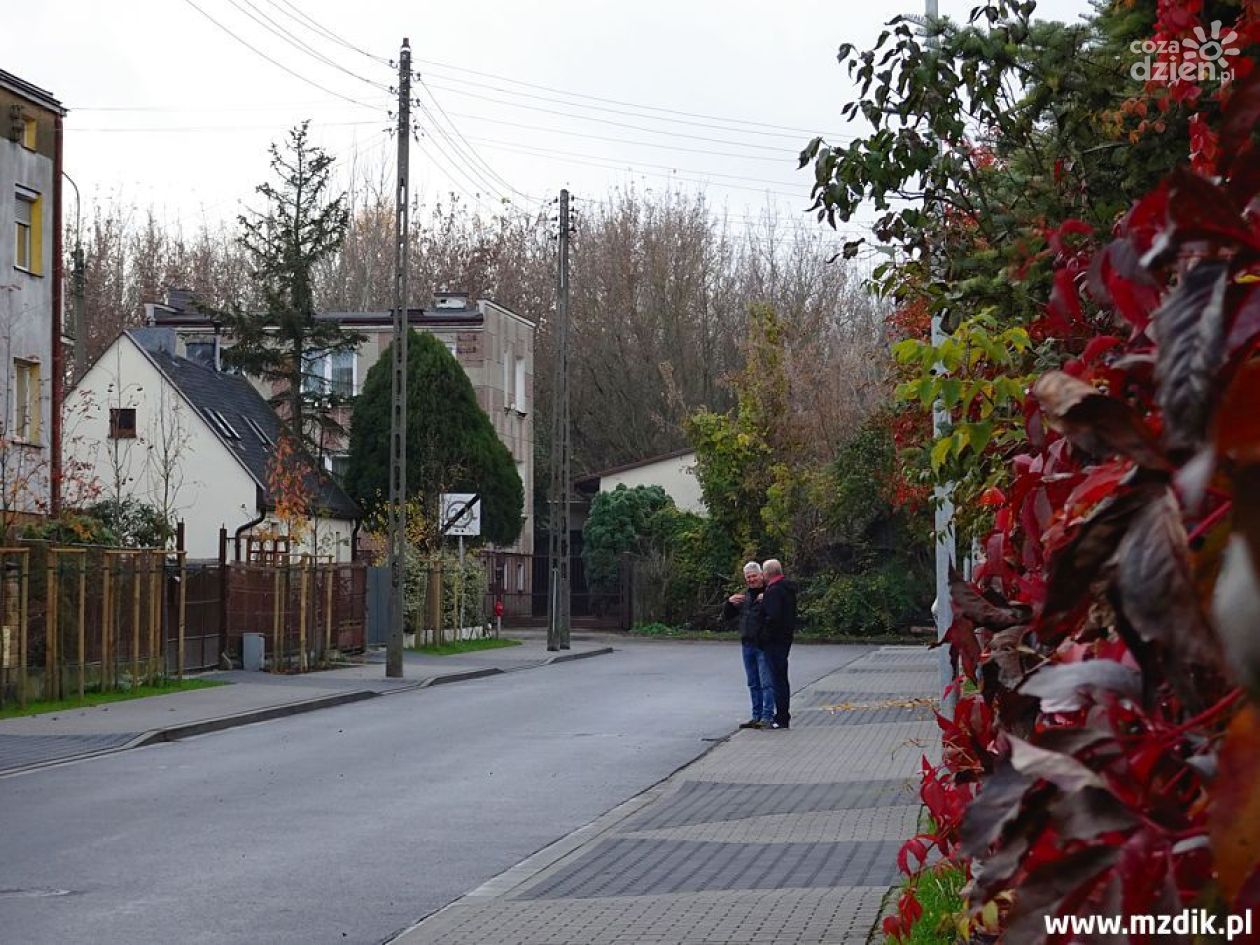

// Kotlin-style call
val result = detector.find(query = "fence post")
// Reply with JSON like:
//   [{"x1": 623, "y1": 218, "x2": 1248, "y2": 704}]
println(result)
[
  {"x1": 148, "y1": 551, "x2": 159, "y2": 683},
  {"x1": 18, "y1": 551, "x2": 29, "y2": 708},
  {"x1": 177, "y1": 551, "x2": 187, "y2": 680},
  {"x1": 428, "y1": 558, "x2": 442, "y2": 648},
  {"x1": 298, "y1": 560, "x2": 309, "y2": 673},
  {"x1": 101, "y1": 557, "x2": 113, "y2": 692},
  {"x1": 77, "y1": 553, "x2": 86, "y2": 700},
  {"x1": 272, "y1": 567, "x2": 282, "y2": 674},
  {"x1": 324, "y1": 564, "x2": 333, "y2": 662},
  {"x1": 131, "y1": 553, "x2": 141, "y2": 687},
  {"x1": 45, "y1": 551, "x2": 59, "y2": 702}
]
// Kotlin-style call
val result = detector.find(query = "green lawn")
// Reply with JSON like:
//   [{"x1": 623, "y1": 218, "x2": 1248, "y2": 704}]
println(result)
[
  {"x1": 409, "y1": 637, "x2": 522, "y2": 656},
  {"x1": 887, "y1": 863, "x2": 967, "y2": 944},
  {"x1": 0, "y1": 677, "x2": 228, "y2": 721}
]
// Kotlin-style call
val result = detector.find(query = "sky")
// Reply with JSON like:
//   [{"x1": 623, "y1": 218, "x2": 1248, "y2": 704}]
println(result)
[{"x1": 5, "y1": 0, "x2": 1096, "y2": 247}]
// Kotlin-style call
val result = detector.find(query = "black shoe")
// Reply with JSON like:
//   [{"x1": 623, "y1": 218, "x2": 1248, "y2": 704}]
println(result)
[
  {"x1": 738, "y1": 719, "x2": 759, "y2": 729},
  {"x1": 771, "y1": 721, "x2": 790, "y2": 730}
]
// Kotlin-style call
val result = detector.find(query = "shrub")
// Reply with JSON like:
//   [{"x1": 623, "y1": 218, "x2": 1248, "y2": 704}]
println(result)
[{"x1": 799, "y1": 562, "x2": 932, "y2": 638}]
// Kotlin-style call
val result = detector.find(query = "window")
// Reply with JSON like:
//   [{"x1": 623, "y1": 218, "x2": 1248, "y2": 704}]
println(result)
[
  {"x1": 502, "y1": 345, "x2": 511, "y2": 409},
  {"x1": 109, "y1": 407, "x2": 137, "y2": 439},
  {"x1": 201, "y1": 407, "x2": 240, "y2": 440},
  {"x1": 242, "y1": 415, "x2": 273, "y2": 446},
  {"x1": 185, "y1": 340, "x2": 217, "y2": 370},
  {"x1": 303, "y1": 349, "x2": 356, "y2": 398},
  {"x1": 14, "y1": 189, "x2": 41, "y2": 274},
  {"x1": 330, "y1": 349, "x2": 354, "y2": 398},
  {"x1": 514, "y1": 357, "x2": 527, "y2": 413},
  {"x1": 325, "y1": 453, "x2": 350, "y2": 483},
  {"x1": 516, "y1": 562, "x2": 526, "y2": 593},
  {"x1": 13, "y1": 359, "x2": 40, "y2": 443},
  {"x1": 21, "y1": 117, "x2": 36, "y2": 151}
]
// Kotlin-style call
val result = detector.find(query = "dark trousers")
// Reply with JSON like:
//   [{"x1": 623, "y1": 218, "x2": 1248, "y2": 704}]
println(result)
[{"x1": 762, "y1": 641, "x2": 791, "y2": 726}]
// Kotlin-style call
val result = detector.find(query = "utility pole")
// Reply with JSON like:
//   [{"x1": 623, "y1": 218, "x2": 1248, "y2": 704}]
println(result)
[
  {"x1": 923, "y1": 0, "x2": 957, "y2": 711},
  {"x1": 547, "y1": 188, "x2": 572, "y2": 651},
  {"x1": 386, "y1": 38, "x2": 411, "y2": 679}
]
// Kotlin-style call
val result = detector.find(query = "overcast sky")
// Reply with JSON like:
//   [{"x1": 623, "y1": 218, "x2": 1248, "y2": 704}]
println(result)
[{"x1": 6, "y1": 0, "x2": 1095, "y2": 245}]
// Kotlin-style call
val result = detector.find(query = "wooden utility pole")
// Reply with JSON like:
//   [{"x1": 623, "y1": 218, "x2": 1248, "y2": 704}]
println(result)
[
  {"x1": 547, "y1": 189, "x2": 572, "y2": 651},
  {"x1": 386, "y1": 38, "x2": 412, "y2": 679}
]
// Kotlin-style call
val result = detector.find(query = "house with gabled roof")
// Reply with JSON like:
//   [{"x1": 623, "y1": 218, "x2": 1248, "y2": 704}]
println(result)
[{"x1": 62, "y1": 328, "x2": 360, "y2": 560}]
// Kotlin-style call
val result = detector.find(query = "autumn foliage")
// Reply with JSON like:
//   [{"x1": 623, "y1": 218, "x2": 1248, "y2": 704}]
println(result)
[{"x1": 886, "y1": 20, "x2": 1260, "y2": 944}]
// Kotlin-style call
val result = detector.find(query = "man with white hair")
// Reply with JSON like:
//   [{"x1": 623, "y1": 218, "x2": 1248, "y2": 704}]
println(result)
[
  {"x1": 722, "y1": 561, "x2": 774, "y2": 729},
  {"x1": 760, "y1": 558, "x2": 798, "y2": 730}
]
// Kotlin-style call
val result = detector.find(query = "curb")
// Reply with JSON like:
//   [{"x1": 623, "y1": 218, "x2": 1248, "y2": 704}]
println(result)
[
  {"x1": 0, "y1": 647, "x2": 618, "y2": 778},
  {"x1": 131, "y1": 689, "x2": 380, "y2": 746},
  {"x1": 544, "y1": 646, "x2": 615, "y2": 664},
  {"x1": 420, "y1": 668, "x2": 505, "y2": 687}
]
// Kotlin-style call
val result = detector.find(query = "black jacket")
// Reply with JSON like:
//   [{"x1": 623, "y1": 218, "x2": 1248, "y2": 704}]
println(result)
[
  {"x1": 722, "y1": 586, "x2": 764, "y2": 644},
  {"x1": 760, "y1": 578, "x2": 798, "y2": 646}
]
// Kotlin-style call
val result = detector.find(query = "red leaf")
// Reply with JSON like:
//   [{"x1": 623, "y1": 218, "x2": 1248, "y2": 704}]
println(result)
[
  {"x1": 1221, "y1": 66, "x2": 1260, "y2": 166},
  {"x1": 1032, "y1": 371, "x2": 1168, "y2": 469}
]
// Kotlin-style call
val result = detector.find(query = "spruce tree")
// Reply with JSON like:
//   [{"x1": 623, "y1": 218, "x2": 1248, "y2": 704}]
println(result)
[{"x1": 222, "y1": 121, "x2": 359, "y2": 449}]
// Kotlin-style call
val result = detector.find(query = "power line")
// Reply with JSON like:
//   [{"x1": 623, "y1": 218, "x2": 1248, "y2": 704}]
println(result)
[
  {"x1": 472, "y1": 138, "x2": 806, "y2": 201},
  {"x1": 263, "y1": 0, "x2": 390, "y2": 64},
  {"x1": 465, "y1": 134, "x2": 805, "y2": 190},
  {"x1": 414, "y1": 56, "x2": 849, "y2": 138},
  {"x1": 223, "y1": 0, "x2": 391, "y2": 92},
  {"x1": 423, "y1": 77, "x2": 856, "y2": 144},
  {"x1": 422, "y1": 88, "x2": 800, "y2": 154},
  {"x1": 441, "y1": 110, "x2": 800, "y2": 165},
  {"x1": 177, "y1": 0, "x2": 383, "y2": 110},
  {"x1": 73, "y1": 120, "x2": 383, "y2": 133},
  {"x1": 417, "y1": 79, "x2": 538, "y2": 203}
]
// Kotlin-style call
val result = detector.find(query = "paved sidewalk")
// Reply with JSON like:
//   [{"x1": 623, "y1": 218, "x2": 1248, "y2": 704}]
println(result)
[
  {"x1": 0, "y1": 635, "x2": 614, "y2": 776},
  {"x1": 389, "y1": 645, "x2": 939, "y2": 945}
]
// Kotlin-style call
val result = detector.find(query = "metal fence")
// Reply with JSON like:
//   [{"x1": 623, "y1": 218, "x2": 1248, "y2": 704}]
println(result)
[
  {"x1": 223, "y1": 561, "x2": 367, "y2": 672},
  {"x1": 0, "y1": 542, "x2": 191, "y2": 709},
  {"x1": 481, "y1": 552, "x2": 631, "y2": 630}
]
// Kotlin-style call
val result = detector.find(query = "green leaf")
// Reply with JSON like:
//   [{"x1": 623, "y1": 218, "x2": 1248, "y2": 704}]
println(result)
[{"x1": 930, "y1": 436, "x2": 953, "y2": 473}]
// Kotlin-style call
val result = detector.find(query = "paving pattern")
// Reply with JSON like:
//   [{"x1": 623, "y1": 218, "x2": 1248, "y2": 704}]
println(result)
[{"x1": 392, "y1": 645, "x2": 940, "y2": 945}]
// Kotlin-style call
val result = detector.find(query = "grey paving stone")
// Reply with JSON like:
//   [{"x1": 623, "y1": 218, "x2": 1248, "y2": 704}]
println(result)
[
  {"x1": 518, "y1": 838, "x2": 903, "y2": 899},
  {"x1": 0, "y1": 732, "x2": 139, "y2": 770},
  {"x1": 399, "y1": 888, "x2": 888, "y2": 945},
  {"x1": 622, "y1": 779, "x2": 915, "y2": 831},
  {"x1": 623, "y1": 805, "x2": 922, "y2": 845},
  {"x1": 687, "y1": 721, "x2": 939, "y2": 784},
  {"x1": 789, "y1": 705, "x2": 936, "y2": 728}
]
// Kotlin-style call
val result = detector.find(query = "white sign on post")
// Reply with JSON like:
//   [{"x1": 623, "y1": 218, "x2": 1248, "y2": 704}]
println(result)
[{"x1": 441, "y1": 493, "x2": 481, "y2": 537}]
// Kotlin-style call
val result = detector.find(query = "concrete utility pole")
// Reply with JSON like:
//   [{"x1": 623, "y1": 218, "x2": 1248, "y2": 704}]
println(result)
[
  {"x1": 386, "y1": 38, "x2": 411, "y2": 679},
  {"x1": 547, "y1": 188, "x2": 572, "y2": 651},
  {"x1": 923, "y1": 0, "x2": 957, "y2": 710}
]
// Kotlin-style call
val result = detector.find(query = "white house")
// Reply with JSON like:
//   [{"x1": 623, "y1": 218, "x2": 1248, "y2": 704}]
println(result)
[
  {"x1": 63, "y1": 329, "x2": 360, "y2": 560},
  {"x1": 575, "y1": 449, "x2": 706, "y2": 515}
]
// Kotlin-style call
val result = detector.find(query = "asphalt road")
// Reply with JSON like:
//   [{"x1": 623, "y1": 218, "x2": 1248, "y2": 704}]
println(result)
[{"x1": 0, "y1": 638, "x2": 870, "y2": 945}]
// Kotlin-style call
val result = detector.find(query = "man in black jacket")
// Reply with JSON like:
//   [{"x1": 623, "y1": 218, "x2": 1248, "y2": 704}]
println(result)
[
  {"x1": 760, "y1": 558, "x2": 798, "y2": 730},
  {"x1": 722, "y1": 561, "x2": 773, "y2": 729}
]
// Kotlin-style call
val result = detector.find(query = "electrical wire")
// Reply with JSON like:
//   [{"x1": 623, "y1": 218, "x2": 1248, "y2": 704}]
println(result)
[
  {"x1": 223, "y1": 0, "x2": 392, "y2": 92},
  {"x1": 422, "y1": 77, "x2": 854, "y2": 144},
  {"x1": 413, "y1": 56, "x2": 850, "y2": 139},
  {"x1": 263, "y1": 0, "x2": 391, "y2": 64},
  {"x1": 436, "y1": 110, "x2": 800, "y2": 165},
  {"x1": 416, "y1": 78, "x2": 539, "y2": 203},
  {"x1": 177, "y1": 0, "x2": 383, "y2": 110}
]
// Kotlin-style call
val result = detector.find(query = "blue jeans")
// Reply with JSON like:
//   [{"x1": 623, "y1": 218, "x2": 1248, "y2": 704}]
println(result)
[
  {"x1": 741, "y1": 642, "x2": 775, "y2": 722},
  {"x1": 762, "y1": 641, "x2": 791, "y2": 727}
]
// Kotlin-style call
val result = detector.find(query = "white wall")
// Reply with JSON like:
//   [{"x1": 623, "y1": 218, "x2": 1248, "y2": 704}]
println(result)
[
  {"x1": 600, "y1": 452, "x2": 706, "y2": 515},
  {"x1": 64, "y1": 337, "x2": 258, "y2": 558}
]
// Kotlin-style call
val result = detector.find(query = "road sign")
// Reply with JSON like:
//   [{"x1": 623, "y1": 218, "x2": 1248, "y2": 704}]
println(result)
[{"x1": 441, "y1": 493, "x2": 481, "y2": 537}]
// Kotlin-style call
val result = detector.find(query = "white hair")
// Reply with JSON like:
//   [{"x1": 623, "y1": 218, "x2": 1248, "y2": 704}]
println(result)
[
  {"x1": 742, "y1": 561, "x2": 763, "y2": 575},
  {"x1": 763, "y1": 559, "x2": 783, "y2": 577}
]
